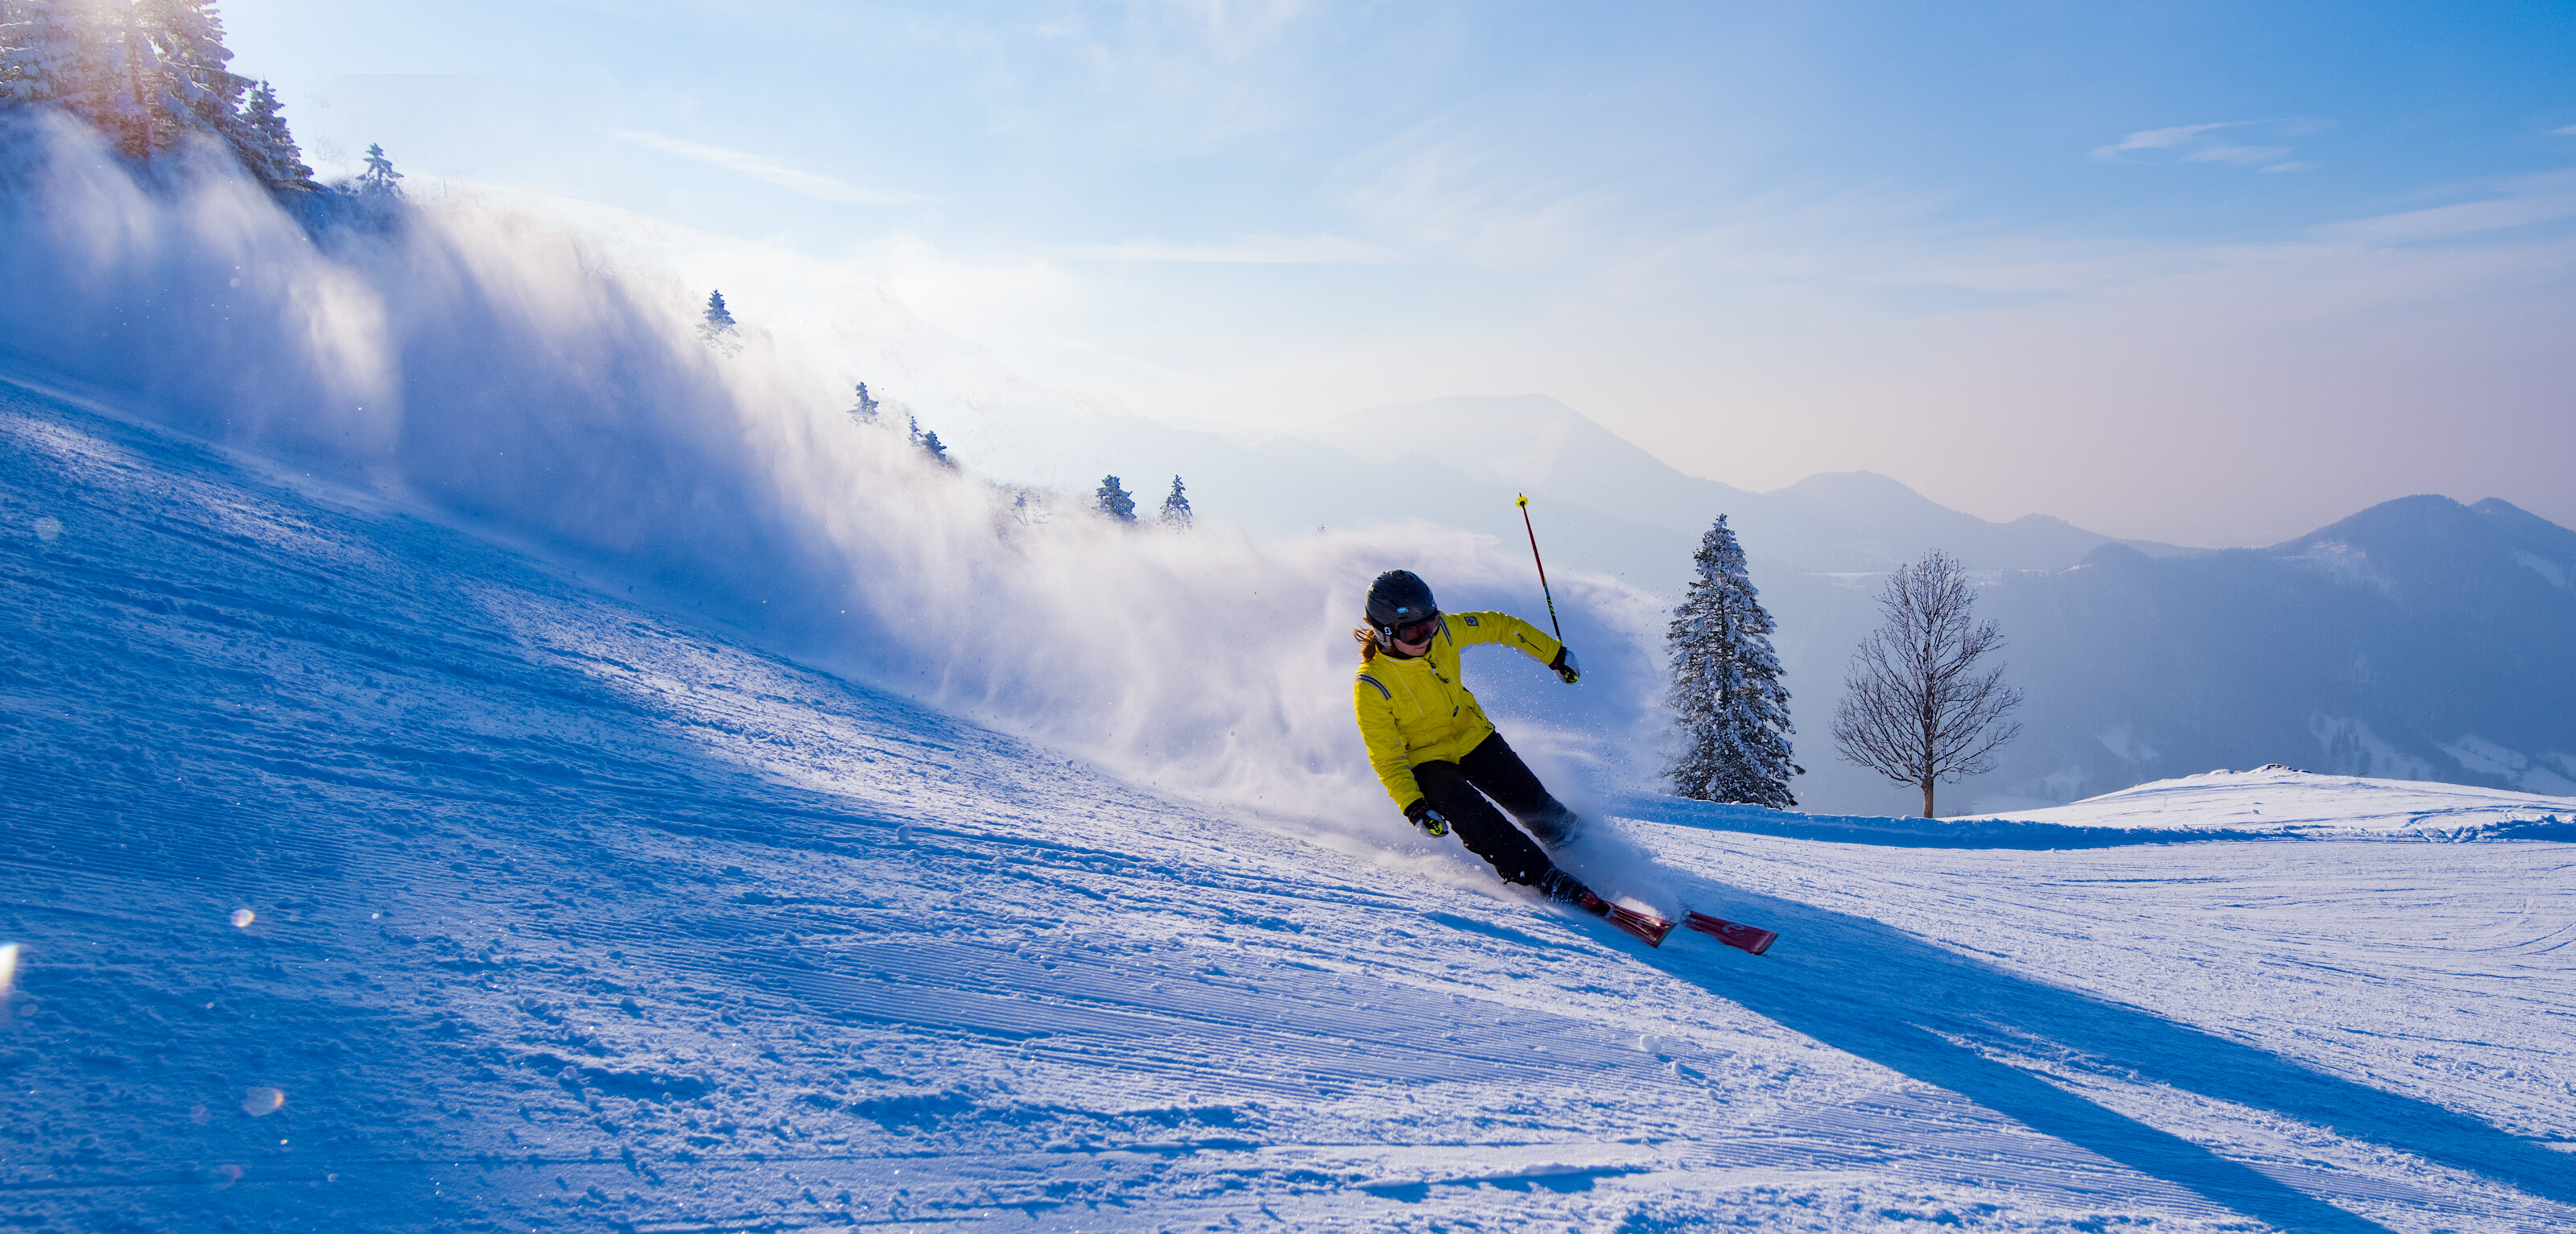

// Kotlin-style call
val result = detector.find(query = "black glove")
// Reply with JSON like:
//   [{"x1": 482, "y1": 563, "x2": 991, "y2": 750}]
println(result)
[
  {"x1": 1549, "y1": 645, "x2": 1581, "y2": 684},
  {"x1": 1404, "y1": 799, "x2": 1451, "y2": 838}
]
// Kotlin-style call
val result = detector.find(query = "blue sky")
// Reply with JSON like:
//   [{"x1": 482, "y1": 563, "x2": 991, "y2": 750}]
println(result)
[{"x1": 223, "y1": 1, "x2": 2576, "y2": 544}]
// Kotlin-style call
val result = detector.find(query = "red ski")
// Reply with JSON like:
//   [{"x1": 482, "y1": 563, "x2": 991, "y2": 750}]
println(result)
[
  {"x1": 1685, "y1": 912, "x2": 1777, "y2": 955},
  {"x1": 1607, "y1": 904, "x2": 1674, "y2": 947}
]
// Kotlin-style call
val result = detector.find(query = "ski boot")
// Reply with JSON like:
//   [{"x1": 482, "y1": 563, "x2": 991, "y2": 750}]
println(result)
[
  {"x1": 1538, "y1": 867, "x2": 1610, "y2": 916},
  {"x1": 1539, "y1": 869, "x2": 1674, "y2": 947}
]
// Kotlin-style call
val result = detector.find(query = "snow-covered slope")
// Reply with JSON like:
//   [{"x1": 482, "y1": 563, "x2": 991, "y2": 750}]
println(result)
[{"x1": 8, "y1": 345, "x2": 2576, "y2": 1232}]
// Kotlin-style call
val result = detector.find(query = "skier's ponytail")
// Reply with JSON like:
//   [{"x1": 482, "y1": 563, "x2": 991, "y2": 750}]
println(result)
[{"x1": 1352, "y1": 625, "x2": 1378, "y2": 663}]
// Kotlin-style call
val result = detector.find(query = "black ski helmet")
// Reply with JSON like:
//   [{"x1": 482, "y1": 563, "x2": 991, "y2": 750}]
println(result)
[{"x1": 1365, "y1": 570, "x2": 1438, "y2": 642}]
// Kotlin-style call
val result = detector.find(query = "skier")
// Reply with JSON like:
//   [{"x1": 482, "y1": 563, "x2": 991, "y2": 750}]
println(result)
[{"x1": 1352, "y1": 569, "x2": 1615, "y2": 918}]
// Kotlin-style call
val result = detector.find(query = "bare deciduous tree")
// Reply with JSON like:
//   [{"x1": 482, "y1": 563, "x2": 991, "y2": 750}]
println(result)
[{"x1": 1831, "y1": 551, "x2": 2023, "y2": 817}]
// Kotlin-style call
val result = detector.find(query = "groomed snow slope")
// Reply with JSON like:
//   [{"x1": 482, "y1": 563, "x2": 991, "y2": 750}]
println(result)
[{"x1": 5, "y1": 385, "x2": 2575, "y2": 1233}]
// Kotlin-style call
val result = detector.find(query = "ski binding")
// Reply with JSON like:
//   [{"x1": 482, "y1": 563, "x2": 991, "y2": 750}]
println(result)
[{"x1": 1607, "y1": 904, "x2": 1674, "y2": 947}]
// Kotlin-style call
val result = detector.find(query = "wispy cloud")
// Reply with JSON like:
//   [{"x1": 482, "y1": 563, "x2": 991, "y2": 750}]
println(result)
[
  {"x1": 2184, "y1": 142, "x2": 2293, "y2": 165},
  {"x1": 1059, "y1": 234, "x2": 1410, "y2": 264},
  {"x1": 2093, "y1": 122, "x2": 2235, "y2": 157},
  {"x1": 609, "y1": 130, "x2": 934, "y2": 206},
  {"x1": 2309, "y1": 171, "x2": 2576, "y2": 244},
  {"x1": 2556, "y1": 124, "x2": 2576, "y2": 137},
  {"x1": 2093, "y1": 119, "x2": 2324, "y2": 173}
]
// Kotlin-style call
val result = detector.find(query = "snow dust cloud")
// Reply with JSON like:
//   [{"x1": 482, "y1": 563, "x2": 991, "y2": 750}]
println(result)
[{"x1": 0, "y1": 114, "x2": 1672, "y2": 845}]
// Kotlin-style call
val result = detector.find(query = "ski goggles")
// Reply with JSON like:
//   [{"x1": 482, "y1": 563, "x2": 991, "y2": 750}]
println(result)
[{"x1": 1390, "y1": 613, "x2": 1443, "y2": 645}]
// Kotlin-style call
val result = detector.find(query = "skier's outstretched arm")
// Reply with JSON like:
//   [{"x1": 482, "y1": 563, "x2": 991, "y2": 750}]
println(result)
[{"x1": 1449, "y1": 611, "x2": 1575, "y2": 681}]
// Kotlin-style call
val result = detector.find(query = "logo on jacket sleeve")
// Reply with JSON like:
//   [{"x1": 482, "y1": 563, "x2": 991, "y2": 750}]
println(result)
[{"x1": 1461, "y1": 614, "x2": 1480, "y2": 625}]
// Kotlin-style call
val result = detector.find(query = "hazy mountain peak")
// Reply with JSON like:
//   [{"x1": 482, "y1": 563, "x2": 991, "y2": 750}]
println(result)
[
  {"x1": 1309, "y1": 395, "x2": 2172, "y2": 575},
  {"x1": 1769, "y1": 470, "x2": 1922, "y2": 500},
  {"x1": 2470, "y1": 497, "x2": 2576, "y2": 560},
  {"x1": 1326, "y1": 394, "x2": 1683, "y2": 493},
  {"x1": 2276, "y1": 494, "x2": 2574, "y2": 568},
  {"x1": 2076, "y1": 541, "x2": 2153, "y2": 569}
]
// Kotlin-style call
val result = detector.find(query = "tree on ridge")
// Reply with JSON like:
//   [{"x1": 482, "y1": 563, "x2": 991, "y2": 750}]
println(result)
[
  {"x1": 357, "y1": 142, "x2": 402, "y2": 195},
  {"x1": 1095, "y1": 476, "x2": 1136, "y2": 522},
  {"x1": 697, "y1": 290, "x2": 739, "y2": 355}
]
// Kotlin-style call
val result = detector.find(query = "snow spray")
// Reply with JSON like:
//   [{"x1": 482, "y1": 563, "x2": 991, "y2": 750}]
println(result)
[{"x1": 0, "y1": 118, "x2": 1670, "y2": 841}]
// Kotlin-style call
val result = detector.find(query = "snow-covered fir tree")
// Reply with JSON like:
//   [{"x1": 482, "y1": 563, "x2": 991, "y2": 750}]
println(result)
[
  {"x1": 139, "y1": 0, "x2": 248, "y2": 145},
  {"x1": 356, "y1": 141, "x2": 402, "y2": 195},
  {"x1": 1158, "y1": 475, "x2": 1193, "y2": 530},
  {"x1": 1095, "y1": 476, "x2": 1137, "y2": 522},
  {"x1": 2, "y1": 0, "x2": 310, "y2": 188},
  {"x1": 919, "y1": 428, "x2": 952, "y2": 468},
  {"x1": 1, "y1": 0, "x2": 89, "y2": 109},
  {"x1": 86, "y1": 2, "x2": 166, "y2": 159},
  {"x1": 234, "y1": 79, "x2": 311, "y2": 188},
  {"x1": 696, "y1": 290, "x2": 739, "y2": 355},
  {"x1": 847, "y1": 382, "x2": 880, "y2": 425},
  {"x1": 1666, "y1": 514, "x2": 1798, "y2": 808}
]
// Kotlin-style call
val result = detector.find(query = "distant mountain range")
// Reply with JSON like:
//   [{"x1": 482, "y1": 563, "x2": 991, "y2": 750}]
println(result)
[
  {"x1": 942, "y1": 393, "x2": 2575, "y2": 815},
  {"x1": 1975, "y1": 494, "x2": 2576, "y2": 810}
]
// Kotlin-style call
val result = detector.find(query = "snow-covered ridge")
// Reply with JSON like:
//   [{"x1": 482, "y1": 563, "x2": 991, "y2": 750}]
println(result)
[
  {"x1": 1988, "y1": 766, "x2": 2576, "y2": 837},
  {"x1": 1624, "y1": 766, "x2": 2574, "y2": 849}
]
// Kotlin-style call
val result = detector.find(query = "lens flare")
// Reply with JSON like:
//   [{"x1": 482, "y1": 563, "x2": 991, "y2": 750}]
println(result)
[
  {"x1": 242, "y1": 1087, "x2": 285, "y2": 1116},
  {"x1": 229, "y1": 909, "x2": 254, "y2": 929}
]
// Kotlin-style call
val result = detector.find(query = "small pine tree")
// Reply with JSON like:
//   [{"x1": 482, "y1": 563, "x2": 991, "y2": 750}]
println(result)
[
  {"x1": 1666, "y1": 514, "x2": 1798, "y2": 808},
  {"x1": 696, "y1": 290, "x2": 739, "y2": 354},
  {"x1": 848, "y1": 382, "x2": 880, "y2": 424},
  {"x1": 919, "y1": 428, "x2": 952, "y2": 468},
  {"x1": 1158, "y1": 475, "x2": 1193, "y2": 530},
  {"x1": 1095, "y1": 475, "x2": 1137, "y2": 522},
  {"x1": 356, "y1": 141, "x2": 402, "y2": 195},
  {"x1": 234, "y1": 80, "x2": 312, "y2": 188}
]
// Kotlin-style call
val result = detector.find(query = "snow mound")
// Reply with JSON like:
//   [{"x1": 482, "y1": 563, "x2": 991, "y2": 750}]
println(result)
[
  {"x1": 1992, "y1": 766, "x2": 2576, "y2": 840},
  {"x1": 1620, "y1": 766, "x2": 2574, "y2": 849}
]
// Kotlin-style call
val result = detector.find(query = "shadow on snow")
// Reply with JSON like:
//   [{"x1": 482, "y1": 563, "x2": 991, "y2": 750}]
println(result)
[{"x1": 1641, "y1": 865, "x2": 2574, "y2": 1234}]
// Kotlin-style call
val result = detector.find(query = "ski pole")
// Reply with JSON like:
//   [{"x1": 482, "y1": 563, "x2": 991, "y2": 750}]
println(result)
[{"x1": 1515, "y1": 493, "x2": 1564, "y2": 642}]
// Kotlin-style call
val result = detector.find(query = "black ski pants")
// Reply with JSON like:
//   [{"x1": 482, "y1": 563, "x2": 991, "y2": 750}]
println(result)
[{"x1": 1413, "y1": 733, "x2": 1578, "y2": 887}]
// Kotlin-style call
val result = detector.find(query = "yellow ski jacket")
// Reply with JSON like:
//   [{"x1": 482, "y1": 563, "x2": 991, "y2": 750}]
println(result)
[{"x1": 1353, "y1": 611, "x2": 1563, "y2": 811}]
